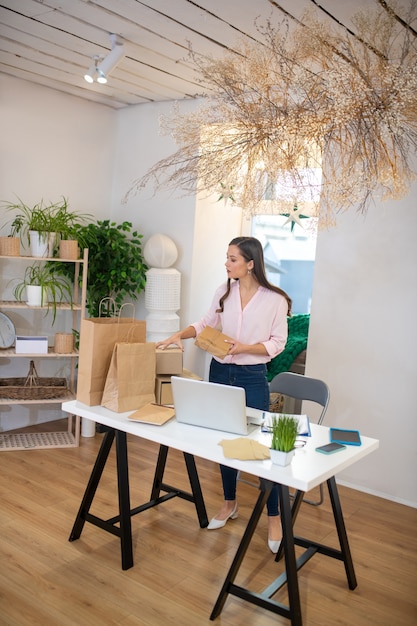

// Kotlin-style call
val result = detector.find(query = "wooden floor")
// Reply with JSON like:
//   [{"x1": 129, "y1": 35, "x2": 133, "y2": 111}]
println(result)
[{"x1": 1, "y1": 421, "x2": 416, "y2": 626}]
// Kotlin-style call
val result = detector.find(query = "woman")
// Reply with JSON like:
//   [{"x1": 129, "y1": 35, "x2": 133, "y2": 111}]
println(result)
[{"x1": 156, "y1": 236, "x2": 291, "y2": 553}]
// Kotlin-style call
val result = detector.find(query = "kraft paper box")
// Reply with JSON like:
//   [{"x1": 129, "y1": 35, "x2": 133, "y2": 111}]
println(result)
[
  {"x1": 155, "y1": 347, "x2": 183, "y2": 375},
  {"x1": 194, "y1": 326, "x2": 234, "y2": 359},
  {"x1": 15, "y1": 336, "x2": 48, "y2": 354},
  {"x1": 155, "y1": 369, "x2": 202, "y2": 405}
]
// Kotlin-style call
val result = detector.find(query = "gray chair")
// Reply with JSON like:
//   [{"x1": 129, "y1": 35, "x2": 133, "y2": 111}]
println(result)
[{"x1": 269, "y1": 371, "x2": 330, "y2": 506}]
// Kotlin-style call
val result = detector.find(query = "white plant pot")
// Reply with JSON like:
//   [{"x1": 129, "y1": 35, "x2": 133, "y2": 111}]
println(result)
[
  {"x1": 270, "y1": 448, "x2": 295, "y2": 467},
  {"x1": 29, "y1": 230, "x2": 56, "y2": 257},
  {"x1": 26, "y1": 285, "x2": 45, "y2": 306}
]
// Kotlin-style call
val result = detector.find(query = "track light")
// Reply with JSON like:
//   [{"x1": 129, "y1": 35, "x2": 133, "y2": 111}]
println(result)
[
  {"x1": 84, "y1": 56, "x2": 101, "y2": 83},
  {"x1": 84, "y1": 34, "x2": 125, "y2": 85}
]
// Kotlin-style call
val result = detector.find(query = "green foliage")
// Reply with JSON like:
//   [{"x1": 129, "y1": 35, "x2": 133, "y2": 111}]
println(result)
[
  {"x1": 51, "y1": 220, "x2": 148, "y2": 317},
  {"x1": 13, "y1": 263, "x2": 73, "y2": 324},
  {"x1": 270, "y1": 415, "x2": 298, "y2": 452},
  {"x1": 3, "y1": 196, "x2": 92, "y2": 247}
]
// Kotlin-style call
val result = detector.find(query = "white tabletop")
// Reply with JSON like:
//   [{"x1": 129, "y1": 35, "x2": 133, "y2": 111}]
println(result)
[{"x1": 63, "y1": 400, "x2": 379, "y2": 493}]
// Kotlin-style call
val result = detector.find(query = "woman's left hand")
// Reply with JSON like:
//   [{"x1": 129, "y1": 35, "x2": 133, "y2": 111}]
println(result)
[{"x1": 224, "y1": 339, "x2": 244, "y2": 355}]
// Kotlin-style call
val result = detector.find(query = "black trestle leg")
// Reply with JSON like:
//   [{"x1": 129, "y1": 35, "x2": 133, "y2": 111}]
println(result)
[{"x1": 69, "y1": 428, "x2": 115, "y2": 541}]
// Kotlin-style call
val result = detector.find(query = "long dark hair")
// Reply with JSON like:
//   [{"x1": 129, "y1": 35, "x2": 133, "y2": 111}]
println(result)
[{"x1": 217, "y1": 236, "x2": 292, "y2": 315}]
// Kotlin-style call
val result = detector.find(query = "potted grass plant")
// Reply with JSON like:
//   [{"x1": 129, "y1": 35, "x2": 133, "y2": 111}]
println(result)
[
  {"x1": 13, "y1": 262, "x2": 73, "y2": 323},
  {"x1": 270, "y1": 414, "x2": 299, "y2": 466}
]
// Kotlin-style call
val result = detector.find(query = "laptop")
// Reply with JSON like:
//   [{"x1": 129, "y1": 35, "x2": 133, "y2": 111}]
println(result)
[{"x1": 170, "y1": 376, "x2": 264, "y2": 435}]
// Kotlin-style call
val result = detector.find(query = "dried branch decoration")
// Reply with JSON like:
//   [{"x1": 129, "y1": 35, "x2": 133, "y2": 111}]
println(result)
[{"x1": 126, "y1": 2, "x2": 417, "y2": 224}]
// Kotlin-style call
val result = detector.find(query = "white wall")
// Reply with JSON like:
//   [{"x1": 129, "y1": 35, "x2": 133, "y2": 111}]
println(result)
[
  {"x1": 307, "y1": 196, "x2": 417, "y2": 507},
  {"x1": 0, "y1": 75, "x2": 416, "y2": 508},
  {"x1": 111, "y1": 102, "x2": 243, "y2": 373},
  {"x1": 0, "y1": 75, "x2": 117, "y2": 429},
  {"x1": 0, "y1": 75, "x2": 116, "y2": 222}
]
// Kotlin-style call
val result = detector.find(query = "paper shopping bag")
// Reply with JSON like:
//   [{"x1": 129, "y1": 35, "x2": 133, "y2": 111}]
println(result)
[
  {"x1": 101, "y1": 341, "x2": 156, "y2": 412},
  {"x1": 76, "y1": 317, "x2": 146, "y2": 406},
  {"x1": 194, "y1": 326, "x2": 234, "y2": 359}
]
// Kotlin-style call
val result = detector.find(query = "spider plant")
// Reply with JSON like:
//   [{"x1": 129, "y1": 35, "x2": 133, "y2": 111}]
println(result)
[{"x1": 13, "y1": 262, "x2": 73, "y2": 323}]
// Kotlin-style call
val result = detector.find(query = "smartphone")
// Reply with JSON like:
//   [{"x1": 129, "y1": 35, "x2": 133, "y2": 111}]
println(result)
[{"x1": 315, "y1": 442, "x2": 346, "y2": 454}]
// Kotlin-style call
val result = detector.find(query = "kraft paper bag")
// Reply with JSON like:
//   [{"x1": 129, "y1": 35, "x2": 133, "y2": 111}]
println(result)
[
  {"x1": 194, "y1": 326, "x2": 234, "y2": 359},
  {"x1": 76, "y1": 317, "x2": 146, "y2": 406},
  {"x1": 101, "y1": 341, "x2": 156, "y2": 413}
]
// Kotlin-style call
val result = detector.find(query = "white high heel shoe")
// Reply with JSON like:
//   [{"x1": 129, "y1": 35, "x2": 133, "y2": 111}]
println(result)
[
  {"x1": 268, "y1": 539, "x2": 281, "y2": 554},
  {"x1": 207, "y1": 503, "x2": 238, "y2": 530}
]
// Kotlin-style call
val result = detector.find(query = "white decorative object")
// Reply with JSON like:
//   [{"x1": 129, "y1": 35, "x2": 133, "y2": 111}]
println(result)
[
  {"x1": 143, "y1": 233, "x2": 178, "y2": 268},
  {"x1": 81, "y1": 417, "x2": 96, "y2": 438},
  {"x1": 15, "y1": 335, "x2": 48, "y2": 354},
  {"x1": 143, "y1": 235, "x2": 181, "y2": 343}
]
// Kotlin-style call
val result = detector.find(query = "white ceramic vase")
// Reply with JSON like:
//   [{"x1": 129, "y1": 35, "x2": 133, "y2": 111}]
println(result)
[
  {"x1": 29, "y1": 230, "x2": 56, "y2": 257},
  {"x1": 270, "y1": 448, "x2": 295, "y2": 467},
  {"x1": 26, "y1": 285, "x2": 44, "y2": 306}
]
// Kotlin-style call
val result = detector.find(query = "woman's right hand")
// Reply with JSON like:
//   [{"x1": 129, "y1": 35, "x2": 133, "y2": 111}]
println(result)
[{"x1": 155, "y1": 332, "x2": 184, "y2": 351}]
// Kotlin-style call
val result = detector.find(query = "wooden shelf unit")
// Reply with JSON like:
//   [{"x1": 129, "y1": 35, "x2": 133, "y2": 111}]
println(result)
[{"x1": 0, "y1": 248, "x2": 88, "y2": 448}]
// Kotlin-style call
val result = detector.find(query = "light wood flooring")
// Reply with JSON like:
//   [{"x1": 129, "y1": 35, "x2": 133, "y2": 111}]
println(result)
[{"x1": 0, "y1": 421, "x2": 416, "y2": 626}]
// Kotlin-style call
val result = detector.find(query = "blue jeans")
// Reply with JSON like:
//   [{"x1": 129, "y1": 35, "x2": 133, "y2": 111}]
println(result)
[{"x1": 209, "y1": 359, "x2": 279, "y2": 517}]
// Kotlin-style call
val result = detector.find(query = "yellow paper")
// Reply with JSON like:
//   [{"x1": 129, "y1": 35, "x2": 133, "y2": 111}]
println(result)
[
  {"x1": 127, "y1": 403, "x2": 175, "y2": 425},
  {"x1": 219, "y1": 438, "x2": 270, "y2": 460}
]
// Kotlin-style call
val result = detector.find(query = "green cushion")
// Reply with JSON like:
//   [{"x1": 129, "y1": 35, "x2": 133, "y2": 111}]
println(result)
[{"x1": 266, "y1": 314, "x2": 310, "y2": 382}]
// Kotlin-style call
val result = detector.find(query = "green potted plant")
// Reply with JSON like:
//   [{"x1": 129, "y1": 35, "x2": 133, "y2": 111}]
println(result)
[
  {"x1": 3, "y1": 196, "x2": 91, "y2": 258},
  {"x1": 50, "y1": 219, "x2": 148, "y2": 317},
  {"x1": 270, "y1": 414, "x2": 299, "y2": 466},
  {"x1": 4, "y1": 197, "x2": 55, "y2": 257},
  {"x1": 47, "y1": 198, "x2": 92, "y2": 259},
  {"x1": 13, "y1": 262, "x2": 73, "y2": 323}
]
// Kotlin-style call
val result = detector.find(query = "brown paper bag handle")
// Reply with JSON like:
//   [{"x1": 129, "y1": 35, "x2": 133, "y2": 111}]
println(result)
[
  {"x1": 98, "y1": 299, "x2": 136, "y2": 322},
  {"x1": 118, "y1": 303, "x2": 140, "y2": 343},
  {"x1": 99, "y1": 297, "x2": 118, "y2": 318},
  {"x1": 119, "y1": 302, "x2": 135, "y2": 318}
]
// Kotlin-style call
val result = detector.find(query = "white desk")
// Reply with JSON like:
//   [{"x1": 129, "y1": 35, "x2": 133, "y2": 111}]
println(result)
[{"x1": 63, "y1": 400, "x2": 379, "y2": 625}]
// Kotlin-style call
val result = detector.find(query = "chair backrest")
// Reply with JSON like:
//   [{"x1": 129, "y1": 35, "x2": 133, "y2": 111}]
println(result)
[{"x1": 269, "y1": 371, "x2": 330, "y2": 425}]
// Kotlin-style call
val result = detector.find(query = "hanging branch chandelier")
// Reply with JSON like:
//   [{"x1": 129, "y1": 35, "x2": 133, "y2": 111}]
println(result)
[{"x1": 126, "y1": 2, "x2": 417, "y2": 225}]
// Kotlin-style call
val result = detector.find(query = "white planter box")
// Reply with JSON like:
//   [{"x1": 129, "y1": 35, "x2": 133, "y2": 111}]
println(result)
[
  {"x1": 270, "y1": 448, "x2": 295, "y2": 467},
  {"x1": 15, "y1": 336, "x2": 48, "y2": 354}
]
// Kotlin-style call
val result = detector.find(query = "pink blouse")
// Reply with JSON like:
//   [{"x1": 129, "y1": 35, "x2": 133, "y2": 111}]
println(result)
[{"x1": 192, "y1": 280, "x2": 288, "y2": 365}]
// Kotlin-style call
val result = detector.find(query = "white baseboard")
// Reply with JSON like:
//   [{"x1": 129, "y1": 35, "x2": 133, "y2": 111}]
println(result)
[{"x1": 336, "y1": 478, "x2": 417, "y2": 509}]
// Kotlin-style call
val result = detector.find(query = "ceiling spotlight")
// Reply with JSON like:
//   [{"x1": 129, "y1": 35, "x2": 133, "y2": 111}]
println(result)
[
  {"x1": 96, "y1": 68, "x2": 107, "y2": 84},
  {"x1": 83, "y1": 35, "x2": 125, "y2": 85},
  {"x1": 96, "y1": 34, "x2": 125, "y2": 83},
  {"x1": 84, "y1": 65, "x2": 95, "y2": 84},
  {"x1": 84, "y1": 56, "x2": 101, "y2": 83}
]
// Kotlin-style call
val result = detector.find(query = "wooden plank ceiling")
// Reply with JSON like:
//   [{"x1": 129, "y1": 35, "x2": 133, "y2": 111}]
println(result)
[{"x1": 0, "y1": 0, "x2": 389, "y2": 109}]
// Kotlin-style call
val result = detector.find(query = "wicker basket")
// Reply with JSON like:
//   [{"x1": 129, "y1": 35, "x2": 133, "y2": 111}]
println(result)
[
  {"x1": 54, "y1": 332, "x2": 74, "y2": 354},
  {"x1": 269, "y1": 392, "x2": 285, "y2": 413},
  {"x1": 59, "y1": 239, "x2": 79, "y2": 260},
  {"x1": 0, "y1": 360, "x2": 68, "y2": 400},
  {"x1": 0, "y1": 236, "x2": 20, "y2": 256}
]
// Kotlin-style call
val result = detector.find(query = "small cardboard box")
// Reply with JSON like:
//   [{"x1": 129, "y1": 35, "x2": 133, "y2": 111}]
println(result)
[
  {"x1": 155, "y1": 368, "x2": 202, "y2": 405},
  {"x1": 15, "y1": 335, "x2": 48, "y2": 354},
  {"x1": 155, "y1": 347, "x2": 183, "y2": 375}
]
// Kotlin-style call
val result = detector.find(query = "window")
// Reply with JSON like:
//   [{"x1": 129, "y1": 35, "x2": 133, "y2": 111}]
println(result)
[{"x1": 252, "y1": 214, "x2": 317, "y2": 314}]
